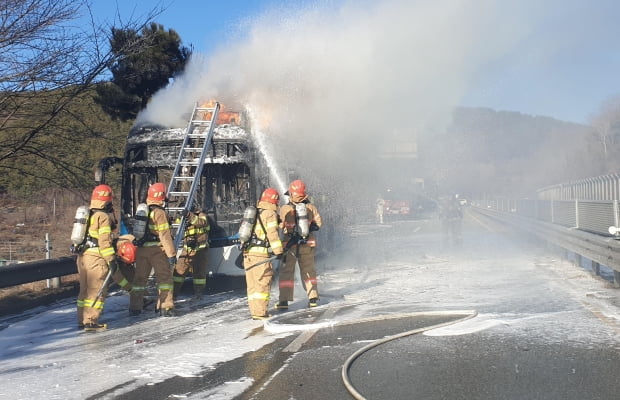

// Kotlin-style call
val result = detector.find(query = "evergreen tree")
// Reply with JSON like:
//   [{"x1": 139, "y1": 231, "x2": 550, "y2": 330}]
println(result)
[{"x1": 95, "y1": 23, "x2": 192, "y2": 121}]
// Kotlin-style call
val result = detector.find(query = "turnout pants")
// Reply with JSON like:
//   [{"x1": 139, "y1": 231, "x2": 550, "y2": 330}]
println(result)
[
  {"x1": 243, "y1": 253, "x2": 274, "y2": 317},
  {"x1": 442, "y1": 218, "x2": 462, "y2": 246},
  {"x1": 174, "y1": 247, "x2": 209, "y2": 296},
  {"x1": 112, "y1": 262, "x2": 134, "y2": 292},
  {"x1": 77, "y1": 252, "x2": 109, "y2": 325},
  {"x1": 278, "y1": 244, "x2": 319, "y2": 302},
  {"x1": 130, "y1": 246, "x2": 174, "y2": 312}
]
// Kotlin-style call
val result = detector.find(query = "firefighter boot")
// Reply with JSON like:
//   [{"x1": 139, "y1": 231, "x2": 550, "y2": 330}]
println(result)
[
  {"x1": 275, "y1": 301, "x2": 289, "y2": 310},
  {"x1": 84, "y1": 322, "x2": 107, "y2": 332},
  {"x1": 193, "y1": 284, "x2": 205, "y2": 300},
  {"x1": 308, "y1": 298, "x2": 319, "y2": 307},
  {"x1": 161, "y1": 308, "x2": 177, "y2": 317},
  {"x1": 173, "y1": 280, "x2": 184, "y2": 300}
]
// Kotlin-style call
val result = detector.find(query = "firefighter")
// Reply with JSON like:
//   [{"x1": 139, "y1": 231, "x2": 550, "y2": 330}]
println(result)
[
  {"x1": 173, "y1": 207, "x2": 210, "y2": 299},
  {"x1": 242, "y1": 187, "x2": 283, "y2": 320},
  {"x1": 130, "y1": 182, "x2": 177, "y2": 317},
  {"x1": 276, "y1": 179, "x2": 323, "y2": 309},
  {"x1": 439, "y1": 194, "x2": 463, "y2": 247},
  {"x1": 75, "y1": 184, "x2": 120, "y2": 332}
]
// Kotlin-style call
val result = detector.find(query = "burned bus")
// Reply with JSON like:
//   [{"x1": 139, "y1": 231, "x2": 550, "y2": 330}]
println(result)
[{"x1": 96, "y1": 103, "x2": 272, "y2": 278}]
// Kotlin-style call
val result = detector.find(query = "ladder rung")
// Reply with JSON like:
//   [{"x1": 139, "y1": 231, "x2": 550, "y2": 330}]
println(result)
[
  {"x1": 173, "y1": 176, "x2": 194, "y2": 181},
  {"x1": 183, "y1": 148, "x2": 204, "y2": 152},
  {"x1": 177, "y1": 161, "x2": 198, "y2": 167},
  {"x1": 167, "y1": 207, "x2": 185, "y2": 212},
  {"x1": 169, "y1": 191, "x2": 190, "y2": 197}
]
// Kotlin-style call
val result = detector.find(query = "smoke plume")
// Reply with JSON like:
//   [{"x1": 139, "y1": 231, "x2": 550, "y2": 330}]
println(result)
[{"x1": 139, "y1": 0, "x2": 540, "y2": 197}]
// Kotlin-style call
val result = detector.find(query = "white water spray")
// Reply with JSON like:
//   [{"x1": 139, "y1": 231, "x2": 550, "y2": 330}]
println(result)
[{"x1": 245, "y1": 105, "x2": 287, "y2": 196}]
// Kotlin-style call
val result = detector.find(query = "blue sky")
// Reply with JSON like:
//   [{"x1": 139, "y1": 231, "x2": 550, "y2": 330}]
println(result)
[
  {"x1": 87, "y1": 0, "x2": 287, "y2": 56},
  {"x1": 86, "y1": 0, "x2": 620, "y2": 125}
]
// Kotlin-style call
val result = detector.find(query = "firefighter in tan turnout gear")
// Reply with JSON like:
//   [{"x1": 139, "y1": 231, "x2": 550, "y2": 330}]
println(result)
[
  {"x1": 241, "y1": 188, "x2": 284, "y2": 320},
  {"x1": 277, "y1": 180, "x2": 323, "y2": 309},
  {"x1": 130, "y1": 182, "x2": 177, "y2": 317},
  {"x1": 74, "y1": 184, "x2": 120, "y2": 332},
  {"x1": 173, "y1": 207, "x2": 210, "y2": 299}
]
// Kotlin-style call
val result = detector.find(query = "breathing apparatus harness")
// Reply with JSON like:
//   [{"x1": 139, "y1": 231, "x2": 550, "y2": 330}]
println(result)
[
  {"x1": 70, "y1": 208, "x2": 94, "y2": 254},
  {"x1": 288, "y1": 200, "x2": 311, "y2": 246},
  {"x1": 70, "y1": 206, "x2": 115, "y2": 254},
  {"x1": 132, "y1": 204, "x2": 165, "y2": 247},
  {"x1": 247, "y1": 210, "x2": 271, "y2": 249},
  {"x1": 143, "y1": 205, "x2": 164, "y2": 243}
]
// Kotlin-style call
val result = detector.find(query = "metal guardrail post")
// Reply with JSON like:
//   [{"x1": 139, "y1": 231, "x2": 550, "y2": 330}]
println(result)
[
  {"x1": 575, "y1": 199, "x2": 579, "y2": 229},
  {"x1": 614, "y1": 200, "x2": 619, "y2": 232},
  {"x1": 575, "y1": 253, "x2": 582, "y2": 268},
  {"x1": 551, "y1": 199, "x2": 555, "y2": 223},
  {"x1": 45, "y1": 233, "x2": 60, "y2": 289},
  {"x1": 592, "y1": 260, "x2": 601, "y2": 276}
]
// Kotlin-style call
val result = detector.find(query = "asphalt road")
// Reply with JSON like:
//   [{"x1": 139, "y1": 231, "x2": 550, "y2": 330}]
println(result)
[{"x1": 91, "y1": 210, "x2": 620, "y2": 399}]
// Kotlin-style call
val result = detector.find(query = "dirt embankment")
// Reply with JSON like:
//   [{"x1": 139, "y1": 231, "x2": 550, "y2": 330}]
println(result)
[{"x1": 0, "y1": 193, "x2": 84, "y2": 317}]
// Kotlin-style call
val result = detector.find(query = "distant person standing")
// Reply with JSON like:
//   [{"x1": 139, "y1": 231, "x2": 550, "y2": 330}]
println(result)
[
  {"x1": 242, "y1": 188, "x2": 283, "y2": 320},
  {"x1": 131, "y1": 183, "x2": 177, "y2": 317},
  {"x1": 74, "y1": 184, "x2": 120, "y2": 332},
  {"x1": 276, "y1": 180, "x2": 323, "y2": 309},
  {"x1": 376, "y1": 196, "x2": 385, "y2": 224},
  {"x1": 439, "y1": 194, "x2": 463, "y2": 247}
]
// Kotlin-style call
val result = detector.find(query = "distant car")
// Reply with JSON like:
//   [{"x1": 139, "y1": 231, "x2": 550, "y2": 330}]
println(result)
[
  {"x1": 458, "y1": 198, "x2": 467, "y2": 206},
  {"x1": 384, "y1": 200, "x2": 411, "y2": 216}
]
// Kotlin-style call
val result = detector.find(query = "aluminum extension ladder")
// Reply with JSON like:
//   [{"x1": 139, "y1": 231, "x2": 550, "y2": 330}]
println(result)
[{"x1": 166, "y1": 101, "x2": 220, "y2": 252}]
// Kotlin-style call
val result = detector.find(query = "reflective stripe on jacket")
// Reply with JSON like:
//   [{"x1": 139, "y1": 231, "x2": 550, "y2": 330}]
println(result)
[
  {"x1": 183, "y1": 212, "x2": 210, "y2": 250},
  {"x1": 84, "y1": 210, "x2": 116, "y2": 262},
  {"x1": 143, "y1": 206, "x2": 176, "y2": 257}
]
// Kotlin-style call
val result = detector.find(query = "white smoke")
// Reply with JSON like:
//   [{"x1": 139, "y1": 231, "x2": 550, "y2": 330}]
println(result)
[{"x1": 139, "y1": 0, "x2": 541, "y2": 192}]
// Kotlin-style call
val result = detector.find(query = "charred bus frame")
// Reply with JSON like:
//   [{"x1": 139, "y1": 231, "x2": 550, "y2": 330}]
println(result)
[{"x1": 96, "y1": 106, "x2": 271, "y2": 276}]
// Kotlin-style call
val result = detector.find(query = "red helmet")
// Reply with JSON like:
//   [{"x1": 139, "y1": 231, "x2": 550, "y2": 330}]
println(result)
[
  {"x1": 117, "y1": 241, "x2": 137, "y2": 264},
  {"x1": 147, "y1": 182, "x2": 167, "y2": 203},
  {"x1": 260, "y1": 187, "x2": 280, "y2": 205},
  {"x1": 288, "y1": 180, "x2": 306, "y2": 197},
  {"x1": 91, "y1": 184, "x2": 113, "y2": 203}
]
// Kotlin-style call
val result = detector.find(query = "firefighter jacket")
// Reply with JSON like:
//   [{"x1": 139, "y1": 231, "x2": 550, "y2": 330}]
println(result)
[
  {"x1": 245, "y1": 200, "x2": 283, "y2": 257},
  {"x1": 183, "y1": 211, "x2": 210, "y2": 251},
  {"x1": 84, "y1": 209, "x2": 117, "y2": 263},
  {"x1": 439, "y1": 198, "x2": 463, "y2": 220},
  {"x1": 143, "y1": 205, "x2": 176, "y2": 258},
  {"x1": 280, "y1": 200, "x2": 322, "y2": 248}
]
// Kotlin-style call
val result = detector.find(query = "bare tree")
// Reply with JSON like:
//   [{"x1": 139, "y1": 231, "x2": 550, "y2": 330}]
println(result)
[
  {"x1": 0, "y1": 0, "x2": 165, "y2": 191},
  {"x1": 589, "y1": 96, "x2": 620, "y2": 173}
]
